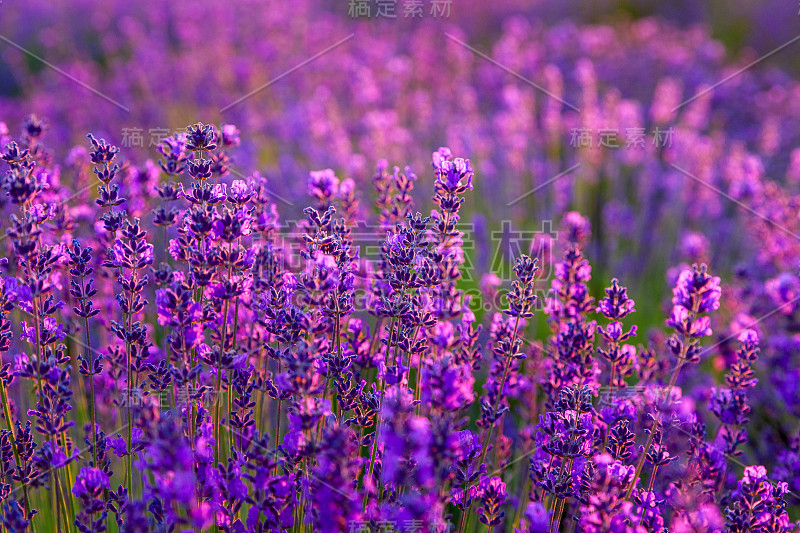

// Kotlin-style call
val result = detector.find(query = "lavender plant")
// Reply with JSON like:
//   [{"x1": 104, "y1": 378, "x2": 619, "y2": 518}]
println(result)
[{"x1": 0, "y1": 115, "x2": 793, "y2": 533}]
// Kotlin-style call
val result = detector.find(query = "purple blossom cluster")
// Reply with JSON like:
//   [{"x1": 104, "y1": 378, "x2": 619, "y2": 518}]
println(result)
[
  {"x1": 6, "y1": 6, "x2": 800, "y2": 432},
  {"x1": 0, "y1": 117, "x2": 794, "y2": 533},
  {"x1": 5, "y1": 6, "x2": 800, "y2": 435}
]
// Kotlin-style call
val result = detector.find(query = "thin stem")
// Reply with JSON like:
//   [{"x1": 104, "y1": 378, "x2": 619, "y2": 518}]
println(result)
[
  {"x1": 227, "y1": 384, "x2": 234, "y2": 455},
  {"x1": 61, "y1": 431, "x2": 77, "y2": 532},
  {"x1": 83, "y1": 314, "x2": 98, "y2": 468},
  {"x1": 550, "y1": 459, "x2": 573, "y2": 532},
  {"x1": 215, "y1": 256, "x2": 234, "y2": 465},
  {"x1": 602, "y1": 360, "x2": 616, "y2": 450},
  {"x1": 52, "y1": 467, "x2": 60, "y2": 532},
  {"x1": 646, "y1": 465, "x2": 659, "y2": 492},
  {"x1": 0, "y1": 381, "x2": 34, "y2": 531},
  {"x1": 549, "y1": 404, "x2": 583, "y2": 533},
  {"x1": 272, "y1": 354, "x2": 283, "y2": 478},
  {"x1": 624, "y1": 356, "x2": 685, "y2": 500},
  {"x1": 55, "y1": 464, "x2": 73, "y2": 533},
  {"x1": 365, "y1": 315, "x2": 397, "y2": 504},
  {"x1": 512, "y1": 475, "x2": 531, "y2": 530},
  {"x1": 215, "y1": 299, "x2": 230, "y2": 464},
  {"x1": 461, "y1": 314, "x2": 522, "y2": 533},
  {"x1": 257, "y1": 346, "x2": 268, "y2": 436},
  {"x1": 123, "y1": 264, "x2": 139, "y2": 499}
]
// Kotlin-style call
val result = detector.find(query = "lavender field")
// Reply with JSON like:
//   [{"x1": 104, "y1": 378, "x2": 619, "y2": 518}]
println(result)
[{"x1": 0, "y1": 0, "x2": 798, "y2": 532}]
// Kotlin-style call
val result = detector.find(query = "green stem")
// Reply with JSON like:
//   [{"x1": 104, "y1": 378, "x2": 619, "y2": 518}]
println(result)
[
  {"x1": 272, "y1": 356, "x2": 283, "y2": 478},
  {"x1": 215, "y1": 259, "x2": 233, "y2": 465},
  {"x1": 83, "y1": 313, "x2": 98, "y2": 468},
  {"x1": 0, "y1": 382, "x2": 34, "y2": 532},
  {"x1": 624, "y1": 357, "x2": 684, "y2": 500},
  {"x1": 364, "y1": 315, "x2": 397, "y2": 507},
  {"x1": 512, "y1": 475, "x2": 530, "y2": 530},
  {"x1": 61, "y1": 432, "x2": 77, "y2": 531},
  {"x1": 461, "y1": 314, "x2": 522, "y2": 533},
  {"x1": 227, "y1": 383, "x2": 234, "y2": 455}
]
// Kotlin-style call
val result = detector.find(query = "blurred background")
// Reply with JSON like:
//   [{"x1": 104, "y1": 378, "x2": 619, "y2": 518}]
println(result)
[{"x1": 2, "y1": 0, "x2": 799, "y2": 296}]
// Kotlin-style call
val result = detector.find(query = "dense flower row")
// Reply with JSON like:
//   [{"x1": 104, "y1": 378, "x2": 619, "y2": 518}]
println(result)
[
  {"x1": 0, "y1": 118, "x2": 794, "y2": 532},
  {"x1": 6, "y1": 0, "x2": 800, "y2": 451},
  {"x1": 4, "y1": 5, "x2": 800, "y2": 447}
]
